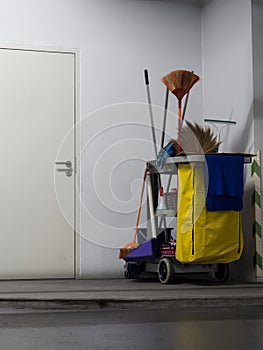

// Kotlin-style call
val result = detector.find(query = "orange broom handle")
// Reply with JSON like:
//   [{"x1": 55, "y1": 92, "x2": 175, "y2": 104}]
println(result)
[
  {"x1": 177, "y1": 99, "x2": 182, "y2": 154},
  {"x1": 132, "y1": 168, "x2": 148, "y2": 243}
]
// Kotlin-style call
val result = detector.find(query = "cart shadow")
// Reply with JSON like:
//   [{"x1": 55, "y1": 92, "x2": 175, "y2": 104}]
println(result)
[{"x1": 133, "y1": 274, "x2": 241, "y2": 286}]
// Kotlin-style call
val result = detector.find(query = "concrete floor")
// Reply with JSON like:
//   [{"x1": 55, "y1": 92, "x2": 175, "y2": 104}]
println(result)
[
  {"x1": 0, "y1": 306, "x2": 263, "y2": 349},
  {"x1": 0, "y1": 277, "x2": 263, "y2": 310}
]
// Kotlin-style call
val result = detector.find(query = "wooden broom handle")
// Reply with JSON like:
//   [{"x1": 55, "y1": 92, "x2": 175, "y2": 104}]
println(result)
[{"x1": 132, "y1": 168, "x2": 148, "y2": 242}]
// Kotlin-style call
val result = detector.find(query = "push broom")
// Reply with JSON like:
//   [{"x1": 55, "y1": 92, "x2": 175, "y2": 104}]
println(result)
[
  {"x1": 161, "y1": 70, "x2": 199, "y2": 154},
  {"x1": 119, "y1": 168, "x2": 148, "y2": 259}
]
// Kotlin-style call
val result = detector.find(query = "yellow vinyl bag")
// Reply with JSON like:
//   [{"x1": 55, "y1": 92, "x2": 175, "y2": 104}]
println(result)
[{"x1": 176, "y1": 163, "x2": 243, "y2": 264}]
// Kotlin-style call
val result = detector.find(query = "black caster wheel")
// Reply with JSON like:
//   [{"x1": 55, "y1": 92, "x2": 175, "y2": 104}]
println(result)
[
  {"x1": 124, "y1": 269, "x2": 131, "y2": 279},
  {"x1": 215, "y1": 263, "x2": 229, "y2": 282},
  {"x1": 158, "y1": 258, "x2": 174, "y2": 284}
]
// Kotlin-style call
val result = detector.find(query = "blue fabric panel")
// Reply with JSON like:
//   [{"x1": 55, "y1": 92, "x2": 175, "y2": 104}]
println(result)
[{"x1": 205, "y1": 154, "x2": 244, "y2": 211}]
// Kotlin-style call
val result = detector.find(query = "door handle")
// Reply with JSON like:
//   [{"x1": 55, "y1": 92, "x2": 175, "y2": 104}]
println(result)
[
  {"x1": 55, "y1": 160, "x2": 73, "y2": 177},
  {"x1": 55, "y1": 161, "x2": 72, "y2": 168}
]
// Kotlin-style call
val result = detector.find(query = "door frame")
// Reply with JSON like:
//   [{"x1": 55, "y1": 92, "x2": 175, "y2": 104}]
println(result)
[{"x1": 0, "y1": 45, "x2": 81, "y2": 278}]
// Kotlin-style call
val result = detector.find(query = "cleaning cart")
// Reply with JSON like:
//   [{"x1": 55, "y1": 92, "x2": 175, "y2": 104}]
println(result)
[
  {"x1": 122, "y1": 153, "x2": 252, "y2": 284},
  {"x1": 119, "y1": 69, "x2": 252, "y2": 284}
]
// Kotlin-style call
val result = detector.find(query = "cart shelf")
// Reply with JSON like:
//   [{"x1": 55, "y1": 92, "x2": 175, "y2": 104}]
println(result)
[
  {"x1": 147, "y1": 153, "x2": 253, "y2": 174},
  {"x1": 155, "y1": 209, "x2": 176, "y2": 217}
]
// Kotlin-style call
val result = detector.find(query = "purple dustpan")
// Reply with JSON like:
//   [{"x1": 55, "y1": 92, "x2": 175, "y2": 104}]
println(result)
[{"x1": 123, "y1": 238, "x2": 158, "y2": 262}]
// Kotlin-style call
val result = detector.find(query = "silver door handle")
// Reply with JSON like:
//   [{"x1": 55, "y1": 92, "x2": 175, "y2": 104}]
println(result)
[
  {"x1": 55, "y1": 160, "x2": 73, "y2": 177},
  {"x1": 55, "y1": 161, "x2": 72, "y2": 168}
]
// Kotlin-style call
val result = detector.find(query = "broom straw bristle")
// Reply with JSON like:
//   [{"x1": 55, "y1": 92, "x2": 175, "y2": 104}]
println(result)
[
  {"x1": 119, "y1": 242, "x2": 139, "y2": 259},
  {"x1": 170, "y1": 121, "x2": 221, "y2": 155}
]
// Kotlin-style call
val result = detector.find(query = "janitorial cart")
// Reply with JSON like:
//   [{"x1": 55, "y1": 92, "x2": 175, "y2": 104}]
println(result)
[
  {"x1": 118, "y1": 69, "x2": 253, "y2": 284},
  {"x1": 120, "y1": 152, "x2": 252, "y2": 284}
]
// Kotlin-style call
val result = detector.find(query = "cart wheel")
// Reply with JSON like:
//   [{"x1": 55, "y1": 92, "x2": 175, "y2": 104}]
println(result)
[
  {"x1": 158, "y1": 258, "x2": 174, "y2": 284},
  {"x1": 215, "y1": 264, "x2": 229, "y2": 282},
  {"x1": 124, "y1": 269, "x2": 131, "y2": 279}
]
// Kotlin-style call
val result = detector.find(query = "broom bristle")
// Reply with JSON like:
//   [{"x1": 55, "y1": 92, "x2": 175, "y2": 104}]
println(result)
[
  {"x1": 162, "y1": 70, "x2": 199, "y2": 100},
  {"x1": 170, "y1": 121, "x2": 221, "y2": 154},
  {"x1": 119, "y1": 242, "x2": 139, "y2": 259}
]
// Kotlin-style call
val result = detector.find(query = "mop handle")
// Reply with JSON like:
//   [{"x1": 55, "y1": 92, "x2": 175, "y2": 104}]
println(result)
[
  {"x1": 144, "y1": 69, "x2": 158, "y2": 160},
  {"x1": 132, "y1": 168, "x2": 148, "y2": 242},
  {"x1": 182, "y1": 71, "x2": 193, "y2": 122},
  {"x1": 182, "y1": 91, "x2": 190, "y2": 121},
  {"x1": 160, "y1": 87, "x2": 169, "y2": 149}
]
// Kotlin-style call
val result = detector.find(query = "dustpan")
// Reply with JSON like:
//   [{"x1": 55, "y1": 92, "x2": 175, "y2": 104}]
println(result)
[
  {"x1": 119, "y1": 168, "x2": 148, "y2": 259},
  {"x1": 119, "y1": 241, "x2": 139, "y2": 259}
]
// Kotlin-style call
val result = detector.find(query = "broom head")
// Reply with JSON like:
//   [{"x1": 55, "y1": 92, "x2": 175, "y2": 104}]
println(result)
[
  {"x1": 162, "y1": 70, "x2": 199, "y2": 100},
  {"x1": 170, "y1": 121, "x2": 221, "y2": 154},
  {"x1": 119, "y1": 241, "x2": 139, "y2": 259}
]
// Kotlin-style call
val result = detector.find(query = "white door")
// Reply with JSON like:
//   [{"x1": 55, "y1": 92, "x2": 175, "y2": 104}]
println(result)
[{"x1": 0, "y1": 48, "x2": 76, "y2": 279}]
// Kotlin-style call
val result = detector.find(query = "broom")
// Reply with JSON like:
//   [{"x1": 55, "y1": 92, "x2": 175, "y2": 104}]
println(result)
[
  {"x1": 161, "y1": 70, "x2": 199, "y2": 154},
  {"x1": 119, "y1": 168, "x2": 148, "y2": 259}
]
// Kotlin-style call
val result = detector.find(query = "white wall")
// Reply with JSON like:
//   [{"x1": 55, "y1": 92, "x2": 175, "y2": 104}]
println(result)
[
  {"x1": 252, "y1": 0, "x2": 263, "y2": 149},
  {"x1": 0, "y1": 0, "x2": 203, "y2": 277},
  {"x1": 202, "y1": 0, "x2": 255, "y2": 280},
  {"x1": 202, "y1": 0, "x2": 254, "y2": 153}
]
